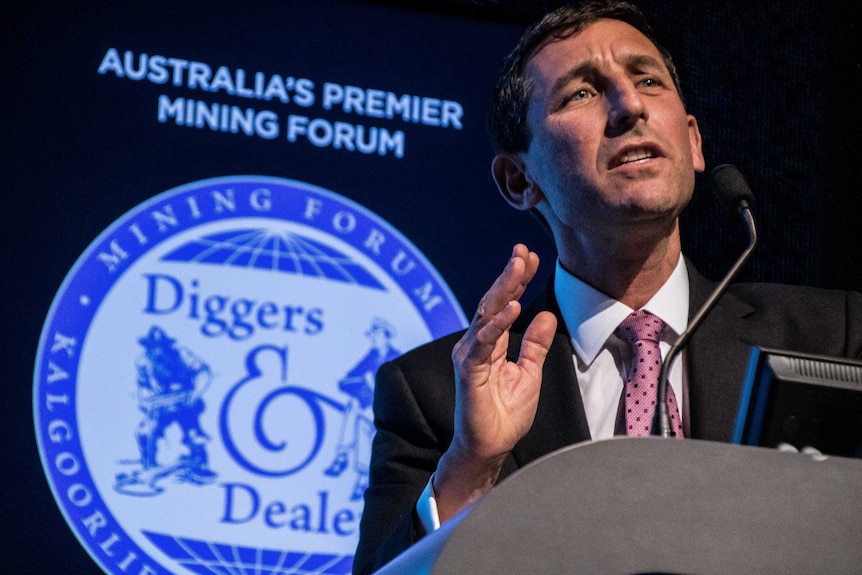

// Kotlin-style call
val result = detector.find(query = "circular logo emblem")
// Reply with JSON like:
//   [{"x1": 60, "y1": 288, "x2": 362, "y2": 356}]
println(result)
[{"x1": 33, "y1": 176, "x2": 466, "y2": 574}]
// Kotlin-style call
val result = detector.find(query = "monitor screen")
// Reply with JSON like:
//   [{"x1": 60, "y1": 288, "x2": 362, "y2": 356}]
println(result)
[{"x1": 734, "y1": 347, "x2": 862, "y2": 458}]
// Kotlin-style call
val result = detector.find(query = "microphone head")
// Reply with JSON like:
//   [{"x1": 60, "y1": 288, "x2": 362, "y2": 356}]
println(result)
[{"x1": 710, "y1": 164, "x2": 755, "y2": 211}]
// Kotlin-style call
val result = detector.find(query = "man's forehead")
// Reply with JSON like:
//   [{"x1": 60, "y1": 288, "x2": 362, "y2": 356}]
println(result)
[{"x1": 526, "y1": 18, "x2": 663, "y2": 79}]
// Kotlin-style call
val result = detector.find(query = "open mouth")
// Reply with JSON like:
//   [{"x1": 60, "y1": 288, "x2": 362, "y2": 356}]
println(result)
[{"x1": 609, "y1": 146, "x2": 662, "y2": 169}]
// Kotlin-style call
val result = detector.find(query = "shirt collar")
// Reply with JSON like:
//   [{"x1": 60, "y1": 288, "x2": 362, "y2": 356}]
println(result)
[{"x1": 554, "y1": 256, "x2": 690, "y2": 365}]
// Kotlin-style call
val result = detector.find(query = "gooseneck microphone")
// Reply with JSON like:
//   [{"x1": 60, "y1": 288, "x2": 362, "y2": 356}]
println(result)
[{"x1": 652, "y1": 164, "x2": 758, "y2": 437}]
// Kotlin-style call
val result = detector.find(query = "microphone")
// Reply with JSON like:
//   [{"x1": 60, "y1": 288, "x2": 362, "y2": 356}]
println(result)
[
  {"x1": 652, "y1": 164, "x2": 758, "y2": 437},
  {"x1": 711, "y1": 163, "x2": 756, "y2": 213}
]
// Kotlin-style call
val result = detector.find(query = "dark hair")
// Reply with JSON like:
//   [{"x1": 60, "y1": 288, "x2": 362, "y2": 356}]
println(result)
[{"x1": 489, "y1": 0, "x2": 683, "y2": 154}]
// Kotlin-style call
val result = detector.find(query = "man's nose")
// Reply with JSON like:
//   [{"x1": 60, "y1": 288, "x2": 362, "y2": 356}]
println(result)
[{"x1": 606, "y1": 82, "x2": 647, "y2": 133}]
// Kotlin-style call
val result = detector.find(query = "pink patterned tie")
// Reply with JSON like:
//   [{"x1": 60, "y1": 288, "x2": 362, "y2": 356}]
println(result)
[{"x1": 615, "y1": 310, "x2": 683, "y2": 438}]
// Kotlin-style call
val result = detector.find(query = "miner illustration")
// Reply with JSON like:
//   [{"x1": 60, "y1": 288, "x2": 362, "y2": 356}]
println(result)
[
  {"x1": 135, "y1": 326, "x2": 216, "y2": 484},
  {"x1": 325, "y1": 318, "x2": 400, "y2": 500}
]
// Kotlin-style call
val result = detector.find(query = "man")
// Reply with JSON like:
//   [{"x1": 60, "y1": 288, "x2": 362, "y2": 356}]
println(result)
[
  {"x1": 352, "y1": 2, "x2": 862, "y2": 573},
  {"x1": 325, "y1": 318, "x2": 401, "y2": 500},
  {"x1": 134, "y1": 325, "x2": 216, "y2": 483}
]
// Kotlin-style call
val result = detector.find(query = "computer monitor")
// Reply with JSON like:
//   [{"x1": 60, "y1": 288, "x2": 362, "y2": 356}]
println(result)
[{"x1": 733, "y1": 347, "x2": 862, "y2": 458}]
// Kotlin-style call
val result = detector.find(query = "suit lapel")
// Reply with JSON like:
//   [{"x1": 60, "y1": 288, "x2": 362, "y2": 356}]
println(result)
[
  {"x1": 685, "y1": 263, "x2": 756, "y2": 441},
  {"x1": 511, "y1": 284, "x2": 591, "y2": 468}
]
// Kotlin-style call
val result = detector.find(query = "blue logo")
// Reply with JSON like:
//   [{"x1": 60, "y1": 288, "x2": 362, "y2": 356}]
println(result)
[
  {"x1": 114, "y1": 326, "x2": 217, "y2": 496},
  {"x1": 33, "y1": 176, "x2": 466, "y2": 574}
]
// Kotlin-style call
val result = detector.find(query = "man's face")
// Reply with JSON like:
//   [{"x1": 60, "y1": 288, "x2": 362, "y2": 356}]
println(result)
[{"x1": 518, "y1": 18, "x2": 704, "y2": 237}]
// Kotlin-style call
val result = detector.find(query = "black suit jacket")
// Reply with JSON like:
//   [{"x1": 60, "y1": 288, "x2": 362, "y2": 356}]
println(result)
[{"x1": 352, "y1": 263, "x2": 862, "y2": 574}]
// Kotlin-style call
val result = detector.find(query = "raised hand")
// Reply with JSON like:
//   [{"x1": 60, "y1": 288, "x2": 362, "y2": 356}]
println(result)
[{"x1": 434, "y1": 244, "x2": 557, "y2": 522}]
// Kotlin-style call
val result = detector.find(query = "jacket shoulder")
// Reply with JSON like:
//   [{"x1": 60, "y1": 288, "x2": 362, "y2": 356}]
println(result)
[{"x1": 724, "y1": 281, "x2": 862, "y2": 356}]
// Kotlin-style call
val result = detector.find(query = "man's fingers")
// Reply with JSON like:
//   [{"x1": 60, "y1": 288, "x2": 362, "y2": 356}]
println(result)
[
  {"x1": 473, "y1": 245, "x2": 538, "y2": 323},
  {"x1": 474, "y1": 254, "x2": 523, "y2": 319},
  {"x1": 517, "y1": 311, "x2": 558, "y2": 374},
  {"x1": 455, "y1": 244, "x2": 544, "y2": 374},
  {"x1": 515, "y1": 245, "x2": 541, "y2": 292},
  {"x1": 455, "y1": 300, "x2": 520, "y2": 368},
  {"x1": 474, "y1": 299, "x2": 521, "y2": 352}
]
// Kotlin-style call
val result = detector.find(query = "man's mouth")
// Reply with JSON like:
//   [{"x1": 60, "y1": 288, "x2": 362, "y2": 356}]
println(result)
[{"x1": 609, "y1": 146, "x2": 661, "y2": 169}]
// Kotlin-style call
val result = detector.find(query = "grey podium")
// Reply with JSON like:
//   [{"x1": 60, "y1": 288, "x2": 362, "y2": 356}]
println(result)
[{"x1": 372, "y1": 437, "x2": 862, "y2": 574}]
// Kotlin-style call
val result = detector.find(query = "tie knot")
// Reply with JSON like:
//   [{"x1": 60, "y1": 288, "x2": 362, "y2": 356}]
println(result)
[{"x1": 615, "y1": 310, "x2": 665, "y2": 345}]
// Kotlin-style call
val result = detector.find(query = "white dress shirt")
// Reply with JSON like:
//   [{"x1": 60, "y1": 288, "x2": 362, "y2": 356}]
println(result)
[
  {"x1": 416, "y1": 255, "x2": 691, "y2": 532},
  {"x1": 556, "y1": 256, "x2": 690, "y2": 439}
]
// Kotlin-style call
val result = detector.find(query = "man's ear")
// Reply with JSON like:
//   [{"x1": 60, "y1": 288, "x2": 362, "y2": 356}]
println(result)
[
  {"x1": 687, "y1": 114, "x2": 705, "y2": 173},
  {"x1": 491, "y1": 152, "x2": 544, "y2": 211}
]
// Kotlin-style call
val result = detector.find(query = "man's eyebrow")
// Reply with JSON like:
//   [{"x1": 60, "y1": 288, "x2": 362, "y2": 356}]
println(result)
[
  {"x1": 549, "y1": 62, "x2": 594, "y2": 99},
  {"x1": 548, "y1": 53, "x2": 668, "y2": 97},
  {"x1": 620, "y1": 53, "x2": 666, "y2": 74}
]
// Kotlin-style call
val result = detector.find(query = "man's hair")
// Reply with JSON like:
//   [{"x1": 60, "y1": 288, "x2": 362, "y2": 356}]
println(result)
[{"x1": 489, "y1": 0, "x2": 683, "y2": 154}]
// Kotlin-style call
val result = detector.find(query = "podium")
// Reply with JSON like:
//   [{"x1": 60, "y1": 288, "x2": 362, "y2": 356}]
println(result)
[{"x1": 373, "y1": 438, "x2": 862, "y2": 574}]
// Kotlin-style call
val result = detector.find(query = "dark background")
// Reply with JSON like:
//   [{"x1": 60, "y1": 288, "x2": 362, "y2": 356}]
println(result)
[{"x1": 2, "y1": 1, "x2": 858, "y2": 572}]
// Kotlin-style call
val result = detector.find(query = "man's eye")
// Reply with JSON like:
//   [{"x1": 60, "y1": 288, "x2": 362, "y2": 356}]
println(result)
[
  {"x1": 569, "y1": 89, "x2": 591, "y2": 101},
  {"x1": 640, "y1": 78, "x2": 662, "y2": 88}
]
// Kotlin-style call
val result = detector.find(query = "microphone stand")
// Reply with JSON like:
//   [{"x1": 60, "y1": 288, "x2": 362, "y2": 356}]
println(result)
[{"x1": 653, "y1": 189, "x2": 758, "y2": 438}]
